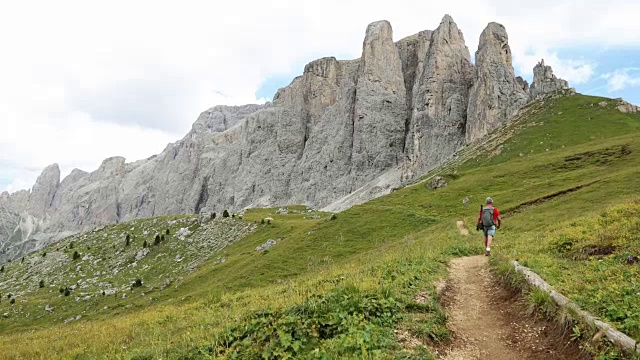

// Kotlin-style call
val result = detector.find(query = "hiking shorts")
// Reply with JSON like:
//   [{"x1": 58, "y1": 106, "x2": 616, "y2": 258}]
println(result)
[{"x1": 483, "y1": 225, "x2": 496, "y2": 237}]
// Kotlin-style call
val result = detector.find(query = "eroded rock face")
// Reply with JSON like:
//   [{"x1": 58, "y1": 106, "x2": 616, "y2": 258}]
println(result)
[
  {"x1": 0, "y1": 16, "x2": 571, "y2": 263},
  {"x1": 352, "y1": 20, "x2": 407, "y2": 183},
  {"x1": 191, "y1": 104, "x2": 268, "y2": 134},
  {"x1": 530, "y1": 59, "x2": 570, "y2": 100},
  {"x1": 466, "y1": 22, "x2": 529, "y2": 143},
  {"x1": 27, "y1": 164, "x2": 60, "y2": 218},
  {"x1": 404, "y1": 15, "x2": 474, "y2": 179}
]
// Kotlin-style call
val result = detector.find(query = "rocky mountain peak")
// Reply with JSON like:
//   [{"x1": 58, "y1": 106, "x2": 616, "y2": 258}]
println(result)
[
  {"x1": 433, "y1": 14, "x2": 468, "y2": 50},
  {"x1": 466, "y1": 21, "x2": 528, "y2": 143},
  {"x1": 27, "y1": 163, "x2": 60, "y2": 217},
  {"x1": 530, "y1": 59, "x2": 570, "y2": 100},
  {"x1": 352, "y1": 19, "x2": 407, "y2": 182}
]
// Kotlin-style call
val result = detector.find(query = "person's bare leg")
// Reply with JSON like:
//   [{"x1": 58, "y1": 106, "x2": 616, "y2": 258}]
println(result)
[{"x1": 485, "y1": 235, "x2": 493, "y2": 255}]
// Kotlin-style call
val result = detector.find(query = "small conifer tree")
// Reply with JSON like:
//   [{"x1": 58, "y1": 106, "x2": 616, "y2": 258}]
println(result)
[
  {"x1": 166, "y1": 228, "x2": 170, "y2": 235},
  {"x1": 212, "y1": 212, "x2": 216, "y2": 219},
  {"x1": 154, "y1": 235, "x2": 160, "y2": 246},
  {"x1": 9, "y1": 298, "x2": 15, "y2": 305},
  {"x1": 42, "y1": 252, "x2": 46, "y2": 257},
  {"x1": 0, "y1": 265, "x2": 4, "y2": 272},
  {"x1": 143, "y1": 240, "x2": 148, "y2": 248},
  {"x1": 161, "y1": 234, "x2": 165, "y2": 241},
  {"x1": 72, "y1": 251, "x2": 80, "y2": 261},
  {"x1": 64, "y1": 288, "x2": 71, "y2": 296},
  {"x1": 125, "y1": 236, "x2": 131, "y2": 247},
  {"x1": 223, "y1": 210, "x2": 230, "y2": 218},
  {"x1": 261, "y1": 219, "x2": 265, "y2": 225},
  {"x1": 39, "y1": 280, "x2": 45, "y2": 288}
]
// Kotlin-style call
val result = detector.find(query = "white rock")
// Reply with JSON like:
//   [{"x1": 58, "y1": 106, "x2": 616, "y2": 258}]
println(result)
[{"x1": 135, "y1": 248, "x2": 150, "y2": 261}]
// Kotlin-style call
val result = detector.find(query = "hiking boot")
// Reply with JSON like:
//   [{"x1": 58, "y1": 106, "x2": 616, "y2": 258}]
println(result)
[{"x1": 485, "y1": 250, "x2": 491, "y2": 256}]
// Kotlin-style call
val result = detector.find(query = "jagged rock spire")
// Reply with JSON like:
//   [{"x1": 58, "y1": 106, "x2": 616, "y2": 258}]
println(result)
[
  {"x1": 351, "y1": 20, "x2": 407, "y2": 182},
  {"x1": 466, "y1": 22, "x2": 528, "y2": 143},
  {"x1": 530, "y1": 59, "x2": 570, "y2": 100}
]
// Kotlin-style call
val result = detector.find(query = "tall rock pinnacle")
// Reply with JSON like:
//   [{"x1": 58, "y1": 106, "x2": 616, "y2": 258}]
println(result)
[
  {"x1": 404, "y1": 15, "x2": 474, "y2": 177},
  {"x1": 352, "y1": 20, "x2": 407, "y2": 182},
  {"x1": 466, "y1": 22, "x2": 528, "y2": 143},
  {"x1": 530, "y1": 59, "x2": 570, "y2": 100}
]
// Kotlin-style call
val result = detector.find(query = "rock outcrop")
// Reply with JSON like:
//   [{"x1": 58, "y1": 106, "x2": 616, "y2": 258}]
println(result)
[
  {"x1": 616, "y1": 98, "x2": 639, "y2": 113},
  {"x1": 466, "y1": 23, "x2": 529, "y2": 143},
  {"x1": 530, "y1": 59, "x2": 570, "y2": 101},
  {"x1": 0, "y1": 16, "x2": 571, "y2": 263}
]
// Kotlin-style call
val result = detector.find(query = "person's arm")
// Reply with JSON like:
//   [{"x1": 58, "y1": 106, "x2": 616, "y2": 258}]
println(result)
[{"x1": 495, "y1": 209, "x2": 501, "y2": 228}]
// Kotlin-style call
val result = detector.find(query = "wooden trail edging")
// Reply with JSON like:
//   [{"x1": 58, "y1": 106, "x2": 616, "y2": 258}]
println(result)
[{"x1": 512, "y1": 260, "x2": 640, "y2": 355}]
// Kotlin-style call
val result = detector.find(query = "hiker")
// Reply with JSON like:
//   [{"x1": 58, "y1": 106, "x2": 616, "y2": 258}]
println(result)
[{"x1": 477, "y1": 197, "x2": 501, "y2": 256}]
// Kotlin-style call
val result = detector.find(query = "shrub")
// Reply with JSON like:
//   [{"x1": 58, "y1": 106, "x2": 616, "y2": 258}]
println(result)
[
  {"x1": 166, "y1": 228, "x2": 170, "y2": 235},
  {"x1": 154, "y1": 235, "x2": 160, "y2": 246},
  {"x1": 20, "y1": 257, "x2": 24, "y2": 264},
  {"x1": 72, "y1": 251, "x2": 80, "y2": 261},
  {"x1": 329, "y1": 214, "x2": 337, "y2": 221},
  {"x1": 143, "y1": 240, "x2": 148, "y2": 248},
  {"x1": 42, "y1": 252, "x2": 46, "y2": 257},
  {"x1": 232, "y1": 213, "x2": 236, "y2": 218},
  {"x1": 64, "y1": 288, "x2": 71, "y2": 297},
  {"x1": 267, "y1": 219, "x2": 271, "y2": 225},
  {"x1": 133, "y1": 278, "x2": 143, "y2": 288},
  {"x1": 69, "y1": 242, "x2": 74, "y2": 249},
  {"x1": 7, "y1": 294, "x2": 12, "y2": 299},
  {"x1": 212, "y1": 212, "x2": 217, "y2": 220},
  {"x1": 39, "y1": 280, "x2": 45, "y2": 288},
  {"x1": 261, "y1": 219, "x2": 265, "y2": 225},
  {"x1": 125, "y1": 236, "x2": 131, "y2": 247},
  {"x1": 208, "y1": 286, "x2": 401, "y2": 358},
  {"x1": 9, "y1": 298, "x2": 15, "y2": 305},
  {"x1": 59, "y1": 287, "x2": 64, "y2": 294},
  {"x1": 0, "y1": 265, "x2": 4, "y2": 272},
  {"x1": 223, "y1": 210, "x2": 230, "y2": 218},
  {"x1": 161, "y1": 235, "x2": 165, "y2": 241}
]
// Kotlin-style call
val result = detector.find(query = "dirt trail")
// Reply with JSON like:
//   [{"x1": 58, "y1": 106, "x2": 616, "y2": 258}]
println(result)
[{"x1": 436, "y1": 255, "x2": 589, "y2": 360}]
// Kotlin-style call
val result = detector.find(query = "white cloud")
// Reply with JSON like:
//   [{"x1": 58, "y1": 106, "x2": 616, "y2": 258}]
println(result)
[
  {"x1": 601, "y1": 68, "x2": 640, "y2": 92},
  {"x1": 1, "y1": 0, "x2": 640, "y2": 193}
]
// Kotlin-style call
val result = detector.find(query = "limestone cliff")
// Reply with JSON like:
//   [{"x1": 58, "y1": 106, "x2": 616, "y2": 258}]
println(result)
[
  {"x1": 466, "y1": 23, "x2": 529, "y2": 143},
  {"x1": 0, "y1": 16, "x2": 571, "y2": 263}
]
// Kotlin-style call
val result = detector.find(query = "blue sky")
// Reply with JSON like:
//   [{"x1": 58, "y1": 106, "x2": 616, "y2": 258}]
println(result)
[{"x1": 1, "y1": 0, "x2": 640, "y2": 194}]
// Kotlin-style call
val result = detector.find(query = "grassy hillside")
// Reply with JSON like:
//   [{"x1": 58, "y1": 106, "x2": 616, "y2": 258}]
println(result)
[{"x1": 0, "y1": 94, "x2": 639, "y2": 359}]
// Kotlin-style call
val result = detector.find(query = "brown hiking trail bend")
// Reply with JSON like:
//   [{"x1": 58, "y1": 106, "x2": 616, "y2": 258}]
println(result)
[{"x1": 436, "y1": 255, "x2": 589, "y2": 360}]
